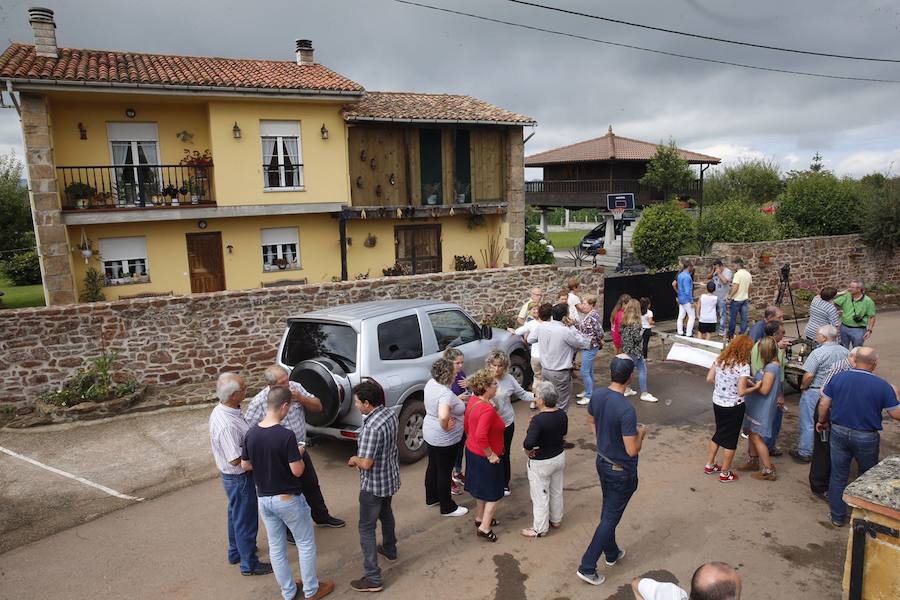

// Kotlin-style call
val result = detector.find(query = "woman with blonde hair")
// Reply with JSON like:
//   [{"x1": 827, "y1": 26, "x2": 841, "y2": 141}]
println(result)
[
  {"x1": 704, "y1": 335, "x2": 760, "y2": 482},
  {"x1": 463, "y1": 368, "x2": 506, "y2": 542},
  {"x1": 486, "y1": 349, "x2": 533, "y2": 495},
  {"x1": 423, "y1": 358, "x2": 468, "y2": 516},
  {"x1": 576, "y1": 295, "x2": 603, "y2": 405},
  {"x1": 740, "y1": 336, "x2": 782, "y2": 481},
  {"x1": 610, "y1": 293, "x2": 631, "y2": 352},
  {"x1": 621, "y1": 298, "x2": 657, "y2": 402}
]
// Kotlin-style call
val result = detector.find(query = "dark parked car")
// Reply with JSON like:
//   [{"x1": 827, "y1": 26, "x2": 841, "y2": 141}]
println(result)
[{"x1": 579, "y1": 223, "x2": 607, "y2": 255}]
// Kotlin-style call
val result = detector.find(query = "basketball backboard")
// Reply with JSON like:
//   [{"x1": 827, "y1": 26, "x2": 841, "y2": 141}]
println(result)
[{"x1": 606, "y1": 193, "x2": 635, "y2": 211}]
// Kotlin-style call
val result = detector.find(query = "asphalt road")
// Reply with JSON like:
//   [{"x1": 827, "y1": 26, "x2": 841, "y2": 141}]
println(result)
[{"x1": 2, "y1": 314, "x2": 899, "y2": 599}]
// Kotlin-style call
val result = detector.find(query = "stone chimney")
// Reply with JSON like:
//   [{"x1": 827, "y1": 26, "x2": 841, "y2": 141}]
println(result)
[
  {"x1": 28, "y1": 7, "x2": 58, "y2": 58},
  {"x1": 295, "y1": 39, "x2": 315, "y2": 65}
]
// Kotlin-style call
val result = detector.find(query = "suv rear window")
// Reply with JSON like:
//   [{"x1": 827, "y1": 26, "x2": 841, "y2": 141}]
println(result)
[
  {"x1": 282, "y1": 321, "x2": 358, "y2": 372},
  {"x1": 378, "y1": 315, "x2": 423, "y2": 360}
]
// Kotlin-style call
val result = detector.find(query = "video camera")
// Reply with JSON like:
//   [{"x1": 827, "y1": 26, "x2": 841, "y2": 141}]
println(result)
[{"x1": 780, "y1": 263, "x2": 791, "y2": 283}]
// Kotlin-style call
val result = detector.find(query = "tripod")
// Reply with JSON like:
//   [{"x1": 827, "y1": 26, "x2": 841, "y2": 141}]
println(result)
[{"x1": 774, "y1": 264, "x2": 802, "y2": 338}]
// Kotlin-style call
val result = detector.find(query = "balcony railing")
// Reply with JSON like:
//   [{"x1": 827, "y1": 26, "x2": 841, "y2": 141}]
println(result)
[
  {"x1": 524, "y1": 178, "x2": 701, "y2": 195},
  {"x1": 57, "y1": 164, "x2": 214, "y2": 210}
]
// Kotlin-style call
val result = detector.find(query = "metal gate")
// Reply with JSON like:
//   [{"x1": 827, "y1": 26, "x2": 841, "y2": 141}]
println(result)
[{"x1": 602, "y1": 271, "x2": 678, "y2": 330}]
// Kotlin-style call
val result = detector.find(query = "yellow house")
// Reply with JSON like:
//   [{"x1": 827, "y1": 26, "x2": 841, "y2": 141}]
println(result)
[{"x1": 0, "y1": 8, "x2": 534, "y2": 304}]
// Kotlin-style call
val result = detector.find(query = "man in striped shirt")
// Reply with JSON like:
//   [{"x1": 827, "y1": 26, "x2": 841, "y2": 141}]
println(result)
[{"x1": 803, "y1": 287, "x2": 841, "y2": 342}]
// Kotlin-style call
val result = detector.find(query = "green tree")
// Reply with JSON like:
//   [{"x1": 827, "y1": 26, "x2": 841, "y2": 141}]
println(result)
[
  {"x1": 632, "y1": 201, "x2": 696, "y2": 269},
  {"x1": 703, "y1": 159, "x2": 783, "y2": 205},
  {"x1": 775, "y1": 171, "x2": 863, "y2": 236},
  {"x1": 860, "y1": 179, "x2": 900, "y2": 254},
  {"x1": 1, "y1": 249, "x2": 41, "y2": 285},
  {"x1": 810, "y1": 152, "x2": 824, "y2": 172},
  {"x1": 640, "y1": 139, "x2": 695, "y2": 200},
  {"x1": 0, "y1": 153, "x2": 34, "y2": 254},
  {"x1": 697, "y1": 199, "x2": 781, "y2": 252},
  {"x1": 80, "y1": 266, "x2": 106, "y2": 302}
]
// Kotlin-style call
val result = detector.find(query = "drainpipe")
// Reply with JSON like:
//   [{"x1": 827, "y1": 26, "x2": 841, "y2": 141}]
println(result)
[{"x1": 338, "y1": 210, "x2": 349, "y2": 281}]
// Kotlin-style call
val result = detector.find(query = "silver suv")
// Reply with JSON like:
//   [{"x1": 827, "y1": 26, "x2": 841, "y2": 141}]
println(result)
[{"x1": 276, "y1": 300, "x2": 532, "y2": 463}]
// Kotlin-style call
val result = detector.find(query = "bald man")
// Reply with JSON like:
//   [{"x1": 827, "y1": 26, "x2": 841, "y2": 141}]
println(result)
[
  {"x1": 818, "y1": 347, "x2": 900, "y2": 527},
  {"x1": 631, "y1": 562, "x2": 741, "y2": 600}
]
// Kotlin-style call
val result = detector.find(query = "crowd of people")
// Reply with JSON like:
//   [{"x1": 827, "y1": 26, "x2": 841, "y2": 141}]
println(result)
[{"x1": 207, "y1": 270, "x2": 897, "y2": 598}]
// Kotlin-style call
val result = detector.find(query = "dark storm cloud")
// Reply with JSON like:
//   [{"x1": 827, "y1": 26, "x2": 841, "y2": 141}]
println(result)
[{"x1": 1, "y1": 0, "x2": 899, "y2": 174}]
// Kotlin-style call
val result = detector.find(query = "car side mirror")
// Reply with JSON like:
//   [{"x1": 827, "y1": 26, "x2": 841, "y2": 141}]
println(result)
[{"x1": 481, "y1": 324, "x2": 493, "y2": 339}]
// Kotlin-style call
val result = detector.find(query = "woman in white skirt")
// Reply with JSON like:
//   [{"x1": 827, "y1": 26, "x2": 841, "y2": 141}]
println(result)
[{"x1": 521, "y1": 380, "x2": 568, "y2": 537}]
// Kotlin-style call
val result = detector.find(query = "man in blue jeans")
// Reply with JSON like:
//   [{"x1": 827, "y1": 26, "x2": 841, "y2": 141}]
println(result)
[
  {"x1": 817, "y1": 347, "x2": 900, "y2": 527},
  {"x1": 242, "y1": 386, "x2": 335, "y2": 600},
  {"x1": 209, "y1": 372, "x2": 271, "y2": 576},
  {"x1": 791, "y1": 325, "x2": 847, "y2": 463},
  {"x1": 577, "y1": 356, "x2": 648, "y2": 587},
  {"x1": 727, "y1": 258, "x2": 752, "y2": 339}
]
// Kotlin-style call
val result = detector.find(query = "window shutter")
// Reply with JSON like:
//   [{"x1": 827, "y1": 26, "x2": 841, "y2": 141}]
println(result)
[
  {"x1": 260, "y1": 121, "x2": 300, "y2": 137},
  {"x1": 99, "y1": 237, "x2": 147, "y2": 261},
  {"x1": 260, "y1": 227, "x2": 299, "y2": 246},
  {"x1": 107, "y1": 122, "x2": 159, "y2": 141}
]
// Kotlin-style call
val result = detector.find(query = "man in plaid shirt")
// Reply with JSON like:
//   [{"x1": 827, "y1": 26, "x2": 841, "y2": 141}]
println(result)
[
  {"x1": 245, "y1": 365, "x2": 345, "y2": 531},
  {"x1": 347, "y1": 381, "x2": 400, "y2": 593}
]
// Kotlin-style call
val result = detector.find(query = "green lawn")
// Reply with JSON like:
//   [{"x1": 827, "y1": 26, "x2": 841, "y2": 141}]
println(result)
[
  {"x1": 547, "y1": 230, "x2": 586, "y2": 250},
  {"x1": 0, "y1": 274, "x2": 45, "y2": 309}
]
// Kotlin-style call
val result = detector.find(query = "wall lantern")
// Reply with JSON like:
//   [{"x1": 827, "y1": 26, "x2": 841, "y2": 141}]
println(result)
[
  {"x1": 197, "y1": 220, "x2": 208, "y2": 229},
  {"x1": 388, "y1": 173, "x2": 396, "y2": 186},
  {"x1": 232, "y1": 122, "x2": 242, "y2": 139},
  {"x1": 125, "y1": 108, "x2": 136, "y2": 119},
  {"x1": 320, "y1": 123, "x2": 329, "y2": 140},
  {"x1": 77, "y1": 122, "x2": 87, "y2": 140},
  {"x1": 226, "y1": 244, "x2": 234, "y2": 254}
]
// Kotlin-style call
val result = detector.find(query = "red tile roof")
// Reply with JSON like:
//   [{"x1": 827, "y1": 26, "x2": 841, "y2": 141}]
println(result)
[
  {"x1": 526, "y1": 127, "x2": 720, "y2": 165},
  {"x1": 343, "y1": 91, "x2": 535, "y2": 125},
  {"x1": 0, "y1": 43, "x2": 363, "y2": 94}
]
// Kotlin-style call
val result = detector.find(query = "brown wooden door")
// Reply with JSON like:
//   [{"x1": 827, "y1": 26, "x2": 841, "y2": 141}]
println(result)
[
  {"x1": 395, "y1": 225, "x2": 441, "y2": 275},
  {"x1": 186, "y1": 232, "x2": 226, "y2": 293}
]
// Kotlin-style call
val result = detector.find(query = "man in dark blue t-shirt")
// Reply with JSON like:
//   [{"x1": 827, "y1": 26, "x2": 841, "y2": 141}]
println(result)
[
  {"x1": 817, "y1": 347, "x2": 900, "y2": 527},
  {"x1": 577, "y1": 356, "x2": 648, "y2": 587},
  {"x1": 242, "y1": 386, "x2": 335, "y2": 600}
]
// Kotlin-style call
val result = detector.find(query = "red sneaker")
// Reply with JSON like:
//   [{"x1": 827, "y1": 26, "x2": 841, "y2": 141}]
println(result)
[
  {"x1": 703, "y1": 463, "x2": 722, "y2": 475},
  {"x1": 719, "y1": 470, "x2": 738, "y2": 482},
  {"x1": 452, "y1": 472, "x2": 465, "y2": 485}
]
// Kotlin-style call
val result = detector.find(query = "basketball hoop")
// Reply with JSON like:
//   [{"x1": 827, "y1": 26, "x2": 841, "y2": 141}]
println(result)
[{"x1": 611, "y1": 208, "x2": 625, "y2": 220}]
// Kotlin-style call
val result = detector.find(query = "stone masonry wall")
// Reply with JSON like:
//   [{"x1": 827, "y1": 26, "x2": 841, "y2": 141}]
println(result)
[
  {"x1": 0, "y1": 264, "x2": 604, "y2": 404},
  {"x1": 682, "y1": 234, "x2": 900, "y2": 308}
]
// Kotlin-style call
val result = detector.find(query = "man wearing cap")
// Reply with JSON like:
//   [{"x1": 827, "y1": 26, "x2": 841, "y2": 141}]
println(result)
[{"x1": 577, "y1": 355, "x2": 648, "y2": 587}]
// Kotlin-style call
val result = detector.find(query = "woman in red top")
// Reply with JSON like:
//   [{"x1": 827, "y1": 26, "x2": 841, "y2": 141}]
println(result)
[{"x1": 463, "y1": 368, "x2": 506, "y2": 542}]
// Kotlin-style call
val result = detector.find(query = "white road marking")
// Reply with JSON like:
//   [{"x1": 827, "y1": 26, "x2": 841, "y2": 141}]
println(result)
[{"x1": 0, "y1": 445, "x2": 145, "y2": 502}]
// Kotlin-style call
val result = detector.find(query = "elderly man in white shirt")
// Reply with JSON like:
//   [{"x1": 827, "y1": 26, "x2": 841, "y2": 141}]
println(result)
[
  {"x1": 244, "y1": 365, "x2": 346, "y2": 531},
  {"x1": 528, "y1": 303, "x2": 591, "y2": 412},
  {"x1": 209, "y1": 372, "x2": 272, "y2": 576}
]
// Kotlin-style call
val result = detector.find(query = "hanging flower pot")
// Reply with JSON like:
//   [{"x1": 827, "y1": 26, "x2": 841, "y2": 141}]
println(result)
[{"x1": 760, "y1": 253, "x2": 771, "y2": 266}]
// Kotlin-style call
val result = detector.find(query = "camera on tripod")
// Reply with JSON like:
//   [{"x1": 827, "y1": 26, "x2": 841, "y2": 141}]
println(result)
[{"x1": 780, "y1": 263, "x2": 791, "y2": 283}]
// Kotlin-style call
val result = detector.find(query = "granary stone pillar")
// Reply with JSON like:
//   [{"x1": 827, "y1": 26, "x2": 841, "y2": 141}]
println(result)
[
  {"x1": 20, "y1": 92, "x2": 76, "y2": 305},
  {"x1": 503, "y1": 126, "x2": 525, "y2": 266}
]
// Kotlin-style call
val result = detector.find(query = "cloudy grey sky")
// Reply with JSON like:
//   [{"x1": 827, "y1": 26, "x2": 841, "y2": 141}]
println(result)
[{"x1": 1, "y1": 0, "x2": 899, "y2": 177}]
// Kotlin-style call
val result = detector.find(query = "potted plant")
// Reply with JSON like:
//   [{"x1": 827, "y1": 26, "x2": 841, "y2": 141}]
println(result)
[
  {"x1": 161, "y1": 185, "x2": 178, "y2": 206},
  {"x1": 185, "y1": 177, "x2": 204, "y2": 204},
  {"x1": 274, "y1": 257, "x2": 289, "y2": 270},
  {"x1": 759, "y1": 251, "x2": 772, "y2": 266},
  {"x1": 65, "y1": 182, "x2": 97, "y2": 209},
  {"x1": 423, "y1": 182, "x2": 441, "y2": 206}
]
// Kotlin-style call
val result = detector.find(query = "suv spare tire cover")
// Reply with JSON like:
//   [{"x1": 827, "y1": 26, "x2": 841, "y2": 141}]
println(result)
[{"x1": 289, "y1": 358, "x2": 347, "y2": 428}]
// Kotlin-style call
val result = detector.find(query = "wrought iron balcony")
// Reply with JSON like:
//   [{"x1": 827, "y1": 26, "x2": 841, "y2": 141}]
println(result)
[{"x1": 57, "y1": 164, "x2": 214, "y2": 210}]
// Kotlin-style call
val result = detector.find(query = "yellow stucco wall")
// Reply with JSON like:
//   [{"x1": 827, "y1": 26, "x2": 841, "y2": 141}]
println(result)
[
  {"x1": 70, "y1": 214, "x2": 343, "y2": 299},
  {"x1": 48, "y1": 95, "x2": 211, "y2": 168},
  {"x1": 345, "y1": 214, "x2": 506, "y2": 278},
  {"x1": 207, "y1": 100, "x2": 350, "y2": 206},
  {"x1": 46, "y1": 92, "x2": 351, "y2": 207}
]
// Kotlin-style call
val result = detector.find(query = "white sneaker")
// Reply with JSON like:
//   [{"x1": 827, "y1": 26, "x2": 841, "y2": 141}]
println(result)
[
  {"x1": 503, "y1": 488, "x2": 511, "y2": 497},
  {"x1": 623, "y1": 388, "x2": 637, "y2": 397},
  {"x1": 576, "y1": 570, "x2": 606, "y2": 586},
  {"x1": 442, "y1": 506, "x2": 469, "y2": 517},
  {"x1": 640, "y1": 393, "x2": 659, "y2": 403},
  {"x1": 576, "y1": 397, "x2": 591, "y2": 406},
  {"x1": 529, "y1": 401, "x2": 537, "y2": 410}
]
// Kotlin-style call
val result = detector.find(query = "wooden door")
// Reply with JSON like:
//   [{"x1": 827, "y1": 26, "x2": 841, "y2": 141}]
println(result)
[
  {"x1": 395, "y1": 225, "x2": 441, "y2": 275},
  {"x1": 186, "y1": 232, "x2": 226, "y2": 293}
]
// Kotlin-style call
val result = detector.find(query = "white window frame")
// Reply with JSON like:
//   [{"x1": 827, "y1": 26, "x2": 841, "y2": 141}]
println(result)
[
  {"x1": 99, "y1": 236, "x2": 150, "y2": 285},
  {"x1": 260, "y1": 121, "x2": 304, "y2": 192},
  {"x1": 261, "y1": 227, "x2": 301, "y2": 272}
]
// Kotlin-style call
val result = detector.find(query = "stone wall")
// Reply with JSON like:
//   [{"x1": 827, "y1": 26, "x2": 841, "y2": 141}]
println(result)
[
  {"x1": 0, "y1": 264, "x2": 604, "y2": 404},
  {"x1": 682, "y1": 234, "x2": 899, "y2": 308}
]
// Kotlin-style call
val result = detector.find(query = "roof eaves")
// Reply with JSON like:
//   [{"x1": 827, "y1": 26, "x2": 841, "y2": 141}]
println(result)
[{"x1": 345, "y1": 115, "x2": 535, "y2": 126}]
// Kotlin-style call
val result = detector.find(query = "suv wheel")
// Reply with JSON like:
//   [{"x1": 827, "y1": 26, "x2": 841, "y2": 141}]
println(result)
[
  {"x1": 397, "y1": 399, "x2": 427, "y2": 464},
  {"x1": 508, "y1": 353, "x2": 533, "y2": 391}
]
